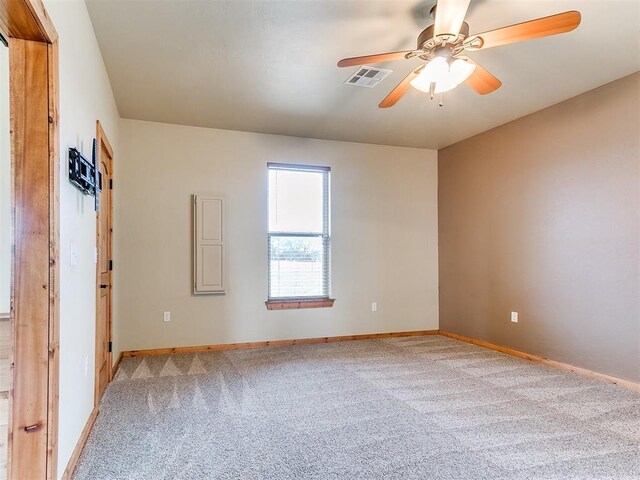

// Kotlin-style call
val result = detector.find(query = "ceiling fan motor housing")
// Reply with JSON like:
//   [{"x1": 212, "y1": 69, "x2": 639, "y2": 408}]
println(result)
[{"x1": 417, "y1": 22, "x2": 470, "y2": 56}]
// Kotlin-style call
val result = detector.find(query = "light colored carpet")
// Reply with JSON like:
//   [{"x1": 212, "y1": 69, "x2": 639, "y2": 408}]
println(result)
[{"x1": 73, "y1": 336, "x2": 640, "y2": 480}]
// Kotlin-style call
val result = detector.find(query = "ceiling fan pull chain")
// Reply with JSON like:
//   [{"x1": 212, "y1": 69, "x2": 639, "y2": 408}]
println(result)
[{"x1": 439, "y1": 93, "x2": 444, "y2": 107}]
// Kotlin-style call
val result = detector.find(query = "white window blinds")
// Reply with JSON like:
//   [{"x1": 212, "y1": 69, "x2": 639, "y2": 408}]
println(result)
[{"x1": 268, "y1": 163, "x2": 331, "y2": 300}]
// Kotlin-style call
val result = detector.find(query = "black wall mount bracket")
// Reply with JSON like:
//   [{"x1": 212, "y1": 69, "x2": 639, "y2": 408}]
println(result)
[{"x1": 68, "y1": 139, "x2": 101, "y2": 211}]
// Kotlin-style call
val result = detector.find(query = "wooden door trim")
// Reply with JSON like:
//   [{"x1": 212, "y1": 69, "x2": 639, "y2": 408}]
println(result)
[
  {"x1": 45, "y1": 39, "x2": 59, "y2": 480},
  {"x1": 94, "y1": 120, "x2": 113, "y2": 406},
  {"x1": 96, "y1": 120, "x2": 113, "y2": 158},
  {"x1": 1, "y1": 0, "x2": 59, "y2": 479},
  {"x1": 0, "y1": 0, "x2": 56, "y2": 43}
]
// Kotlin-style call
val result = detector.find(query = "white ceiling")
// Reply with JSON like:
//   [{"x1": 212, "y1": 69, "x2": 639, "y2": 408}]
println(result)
[{"x1": 86, "y1": 0, "x2": 640, "y2": 149}]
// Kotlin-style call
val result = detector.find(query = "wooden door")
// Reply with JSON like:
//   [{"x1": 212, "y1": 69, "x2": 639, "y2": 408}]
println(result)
[{"x1": 95, "y1": 122, "x2": 113, "y2": 405}]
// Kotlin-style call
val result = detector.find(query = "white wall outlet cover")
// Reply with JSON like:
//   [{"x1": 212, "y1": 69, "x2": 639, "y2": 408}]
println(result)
[
  {"x1": 163, "y1": 311, "x2": 171, "y2": 322},
  {"x1": 511, "y1": 312, "x2": 518, "y2": 323},
  {"x1": 371, "y1": 302, "x2": 377, "y2": 312},
  {"x1": 84, "y1": 356, "x2": 89, "y2": 377}
]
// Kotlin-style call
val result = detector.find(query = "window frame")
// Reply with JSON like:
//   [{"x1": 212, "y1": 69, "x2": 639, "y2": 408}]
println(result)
[{"x1": 266, "y1": 162, "x2": 334, "y2": 309}]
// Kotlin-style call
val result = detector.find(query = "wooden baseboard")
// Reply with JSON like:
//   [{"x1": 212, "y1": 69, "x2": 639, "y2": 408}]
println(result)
[
  {"x1": 439, "y1": 330, "x2": 640, "y2": 394},
  {"x1": 122, "y1": 329, "x2": 440, "y2": 358},
  {"x1": 60, "y1": 407, "x2": 99, "y2": 480},
  {"x1": 112, "y1": 351, "x2": 123, "y2": 377}
]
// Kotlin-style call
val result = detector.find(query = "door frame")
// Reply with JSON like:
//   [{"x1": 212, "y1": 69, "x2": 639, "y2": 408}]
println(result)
[
  {"x1": 94, "y1": 120, "x2": 113, "y2": 406},
  {"x1": 1, "y1": 0, "x2": 59, "y2": 479}
]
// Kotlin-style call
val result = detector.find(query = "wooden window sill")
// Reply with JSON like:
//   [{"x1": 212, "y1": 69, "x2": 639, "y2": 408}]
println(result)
[{"x1": 265, "y1": 298, "x2": 335, "y2": 310}]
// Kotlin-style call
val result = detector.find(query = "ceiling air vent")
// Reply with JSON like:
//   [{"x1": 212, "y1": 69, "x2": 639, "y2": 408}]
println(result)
[{"x1": 344, "y1": 66, "x2": 392, "y2": 88}]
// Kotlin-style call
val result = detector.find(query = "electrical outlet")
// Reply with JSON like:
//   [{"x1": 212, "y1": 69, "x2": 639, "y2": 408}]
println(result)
[
  {"x1": 84, "y1": 356, "x2": 89, "y2": 377},
  {"x1": 163, "y1": 311, "x2": 171, "y2": 322},
  {"x1": 511, "y1": 311, "x2": 518, "y2": 323},
  {"x1": 371, "y1": 302, "x2": 377, "y2": 312}
]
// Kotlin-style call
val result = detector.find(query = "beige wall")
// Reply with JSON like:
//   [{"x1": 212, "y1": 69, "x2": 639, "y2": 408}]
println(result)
[
  {"x1": 438, "y1": 72, "x2": 640, "y2": 382},
  {"x1": 42, "y1": 0, "x2": 120, "y2": 477},
  {"x1": 117, "y1": 119, "x2": 439, "y2": 351}
]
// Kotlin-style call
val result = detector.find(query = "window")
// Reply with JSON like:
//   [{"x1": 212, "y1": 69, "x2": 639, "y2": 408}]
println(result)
[{"x1": 267, "y1": 163, "x2": 333, "y2": 309}]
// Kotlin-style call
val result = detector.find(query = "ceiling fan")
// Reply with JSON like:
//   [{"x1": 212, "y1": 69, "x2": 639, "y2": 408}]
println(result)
[{"x1": 337, "y1": 0, "x2": 581, "y2": 108}]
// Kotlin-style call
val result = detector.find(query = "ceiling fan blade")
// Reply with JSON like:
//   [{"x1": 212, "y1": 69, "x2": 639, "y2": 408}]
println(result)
[
  {"x1": 434, "y1": 0, "x2": 472, "y2": 37},
  {"x1": 463, "y1": 58, "x2": 502, "y2": 95},
  {"x1": 379, "y1": 67, "x2": 423, "y2": 108},
  {"x1": 466, "y1": 11, "x2": 581, "y2": 50},
  {"x1": 337, "y1": 51, "x2": 414, "y2": 68}
]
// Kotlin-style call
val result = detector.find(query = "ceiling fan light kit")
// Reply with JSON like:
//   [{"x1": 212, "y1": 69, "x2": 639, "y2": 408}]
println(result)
[
  {"x1": 337, "y1": 1, "x2": 581, "y2": 108},
  {"x1": 410, "y1": 56, "x2": 476, "y2": 96}
]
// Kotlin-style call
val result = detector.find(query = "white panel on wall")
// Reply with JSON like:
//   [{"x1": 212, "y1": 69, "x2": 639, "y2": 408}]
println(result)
[{"x1": 193, "y1": 195, "x2": 225, "y2": 294}]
